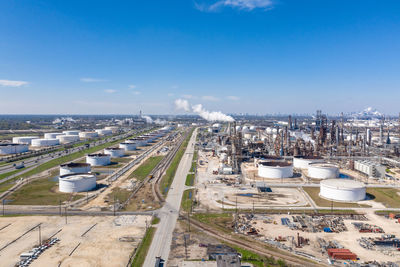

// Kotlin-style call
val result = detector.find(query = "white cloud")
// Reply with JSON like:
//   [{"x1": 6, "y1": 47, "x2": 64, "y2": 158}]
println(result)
[
  {"x1": 202, "y1": 95, "x2": 219, "y2": 102},
  {"x1": 0, "y1": 79, "x2": 28, "y2": 87},
  {"x1": 168, "y1": 93, "x2": 175, "y2": 97},
  {"x1": 132, "y1": 91, "x2": 141, "y2": 95},
  {"x1": 196, "y1": 0, "x2": 273, "y2": 11},
  {"x1": 104, "y1": 89, "x2": 116, "y2": 93},
  {"x1": 129, "y1": 84, "x2": 136, "y2": 89},
  {"x1": 227, "y1": 95, "x2": 240, "y2": 101},
  {"x1": 174, "y1": 99, "x2": 191, "y2": 112},
  {"x1": 171, "y1": 85, "x2": 179, "y2": 89},
  {"x1": 80, "y1": 77, "x2": 107, "y2": 82}
]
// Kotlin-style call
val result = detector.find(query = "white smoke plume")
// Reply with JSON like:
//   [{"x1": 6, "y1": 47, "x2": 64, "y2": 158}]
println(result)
[
  {"x1": 154, "y1": 118, "x2": 167, "y2": 125},
  {"x1": 142, "y1": 115, "x2": 153, "y2": 124},
  {"x1": 174, "y1": 98, "x2": 234, "y2": 122}
]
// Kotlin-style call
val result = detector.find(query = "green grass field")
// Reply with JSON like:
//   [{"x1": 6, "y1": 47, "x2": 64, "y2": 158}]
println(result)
[
  {"x1": 129, "y1": 156, "x2": 164, "y2": 181},
  {"x1": 366, "y1": 188, "x2": 400, "y2": 208},
  {"x1": 303, "y1": 186, "x2": 371, "y2": 208},
  {"x1": 0, "y1": 169, "x2": 22, "y2": 180},
  {"x1": 7, "y1": 171, "x2": 83, "y2": 205},
  {"x1": 107, "y1": 187, "x2": 131, "y2": 204},
  {"x1": 131, "y1": 227, "x2": 155, "y2": 267}
]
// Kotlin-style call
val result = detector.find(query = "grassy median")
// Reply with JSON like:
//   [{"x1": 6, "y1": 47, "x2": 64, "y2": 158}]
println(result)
[
  {"x1": 129, "y1": 156, "x2": 164, "y2": 181},
  {"x1": 131, "y1": 227, "x2": 155, "y2": 267},
  {"x1": 159, "y1": 129, "x2": 194, "y2": 196}
]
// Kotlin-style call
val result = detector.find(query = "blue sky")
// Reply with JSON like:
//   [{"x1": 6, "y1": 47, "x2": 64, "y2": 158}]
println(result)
[{"x1": 1, "y1": 0, "x2": 400, "y2": 115}]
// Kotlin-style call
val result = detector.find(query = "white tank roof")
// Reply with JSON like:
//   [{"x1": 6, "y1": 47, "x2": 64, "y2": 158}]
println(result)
[{"x1": 320, "y1": 179, "x2": 365, "y2": 189}]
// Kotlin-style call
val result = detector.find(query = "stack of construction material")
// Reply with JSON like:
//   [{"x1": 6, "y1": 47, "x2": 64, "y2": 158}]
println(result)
[{"x1": 327, "y1": 248, "x2": 357, "y2": 260}]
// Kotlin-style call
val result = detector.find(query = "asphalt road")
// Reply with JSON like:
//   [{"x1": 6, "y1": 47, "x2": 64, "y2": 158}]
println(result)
[{"x1": 143, "y1": 128, "x2": 197, "y2": 267}]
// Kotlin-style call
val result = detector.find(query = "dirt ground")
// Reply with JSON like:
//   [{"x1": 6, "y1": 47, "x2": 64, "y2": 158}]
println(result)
[
  {"x1": 249, "y1": 211, "x2": 400, "y2": 264},
  {"x1": 0, "y1": 215, "x2": 150, "y2": 267},
  {"x1": 168, "y1": 219, "x2": 219, "y2": 267}
]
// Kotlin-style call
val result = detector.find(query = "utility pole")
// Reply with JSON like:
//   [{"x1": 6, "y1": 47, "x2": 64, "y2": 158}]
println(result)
[
  {"x1": 65, "y1": 207, "x2": 67, "y2": 224},
  {"x1": 187, "y1": 211, "x2": 191, "y2": 232},
  {"x1": 113, "y1": 195, "x2": 116, "y2": 216},
  {"x1": 183, "y1": 234, "x2": 188, "y2": 260},
  {"x1": 38, "y1": 225, "x2": 41, "y2": 245},
  {"x1": 59, "y1": 200, "x2": 62, "y2": 216}
]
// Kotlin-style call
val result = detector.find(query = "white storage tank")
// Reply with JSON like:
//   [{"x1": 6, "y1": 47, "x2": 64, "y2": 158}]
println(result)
[
  {"x1": 31, "y1": 138, "x2": 60, "y2": 147},
  {"x1": 104, "y1": 126, "x2": 119, "y2": 133},
  {"x1": 119, "y1": 142, "x2": 136, "y2": 151},
  {"x1": 57, "y1": 135, "x2": 80, "y2": 144},
  {"x1": 95, "y1": 129, "x2": 113, "y2": 136},
  {"x1": 0, "y1": 143, "x2": 29, "y2": 154},
  {"x1": 60, "y1": 162, "x2": 91, "y2": 176},
  {"x1": 307, "y1": 163, "x2": 339, "y2": 179},
  {"x1": 319, "y1": 179, "x2": 366, "y2": 202},
  {"x1": 86, "y1": 153, "x2": 111, "y2": 166},
  {"x1": 126, "y1": 138, "x2": 147, "y2": 147},
  {"x1": 44, "y1": 133, "x2": 65, "y2": 139},
  {"x1": 293, "y1": 156, "x2": 324, "y2": 169},
  {"x1": 258, "y1": 161, "x2": 293, "y2": 179},
  {"x1": 59, "y1": 173, "x2": 97, "y2": 193},
  {"x1": 12, "y1": 136, "x2": 39, "y2": 145},
  {"x1": 79, "y1": 132, "x2": 99, "y2": 139},
  {"x1": 104, "y1": 147, "x2": 125, "y2": 158},
  {"x1": 62, "y1": 130, "x2": 80, "y2": 136}
]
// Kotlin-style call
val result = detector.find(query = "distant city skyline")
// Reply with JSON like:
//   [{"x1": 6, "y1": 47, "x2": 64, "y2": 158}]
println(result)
[{"x1": 1, "y1": 1, "x2": 400, "y2": 115}]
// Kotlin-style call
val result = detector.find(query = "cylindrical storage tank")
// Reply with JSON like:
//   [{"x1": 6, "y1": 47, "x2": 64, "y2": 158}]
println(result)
[
  {"x1": 12, "y1": 136, "x2": 39, "y2": 145},
  {"x1": 126, "y1": 138, "x2": 146, "y2": 147},
  {"x1": 57, "y1": 135, "x2": 80, "y2": 144},
  {"x1": 104, "y1": 147, "x2": 125, "y2": 158},
  {"x1": 320, "y1": 179, "x2": 366, "y2": 202},
  {"x1": 31, "y1": 138, "x2": 60, "y2": 147},
  {"x1": 62, "y1": 130, "x2": 80, "y2": 136},
  {"x1": 60, "y1": 163, "x2": 91, "y2": 176},
  {"x1": 293, "y1": 156, "x2": 324, "y2": 169},
  {"x1": 258, "y1": 161, "x2": 293, "y2": 179},
  {"x1": 59, "y1": 173, "x2": 97, "y2": 193},
  {"x1": 86, "y1": 153, "x2": 111, "y2": 166},
  {"x1": 308, "y1": 163, "x2": 339, "y2": 179},
  {"x1": 44, "y1": 133, "x2": 65, "y2": 139},
  {"x1": 79, "y1": 132, "x2": 99, "y2": 139},
  {"x1": 235, "y1": 125, "x2": 241, "y2": 132},
  {"x1": 95, "y1": 129, "x2": 113, "y2": 136},
  {"x1": 104, "y1": 126, "x2": 119, "y2": 133},
  {"x1": 249, "y1": 125, "x2": 256, "y2": 131},
  {"x1": 0, "y1": 143, "x2": 29, "y2": 154},
  {"x1": 119, "y1": 142, "x2": 136, "y2": 151}
]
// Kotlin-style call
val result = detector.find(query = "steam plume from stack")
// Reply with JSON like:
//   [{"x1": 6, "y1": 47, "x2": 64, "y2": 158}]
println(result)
[{"x1": 174, "y1": 98, "x2": 234, "y2": 122}]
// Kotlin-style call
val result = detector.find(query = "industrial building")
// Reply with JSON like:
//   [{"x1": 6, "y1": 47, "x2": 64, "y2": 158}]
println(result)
[
  {"x1": 104, "y1": 147, "x2": 125, "y2": 158},
  {"x1": 59, "y1": 162, "x2": 91, "y2": 176},
  {"x1": 319, "y1": 179, "x2": 366, "y2": 202},
  {"x1": 0, "y1": 143, "x2": 29, "y2": 154},
  {"x1": 31, "y1": 138, "x2": 60, "y2": 147},
  {"x1": 12, "y1": 136, "x2": 39, "y2": 145},
  {"x1": 354, "y1": 160, "x2": 386, "y2": 178},
  {"x1": 86, "y1": 153, "x2": 111, "y2": 166},
  {"x1": 59, "y1": 173, "x2": 97, "y2": 193},
  {"x1": 258, "y1": 161, "x2": 293, "y2": 179},
  {"x1": 119, "y1": 142, "x2": 136, "y2": 151},
  {"x1": 307, "y1": 163, "x2": 339, "y2": 179}
]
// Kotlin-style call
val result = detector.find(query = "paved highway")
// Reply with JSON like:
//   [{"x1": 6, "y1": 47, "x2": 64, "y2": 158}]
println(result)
[{"x1": 143, "y1": 128, "x2": 197, "y2": 267}]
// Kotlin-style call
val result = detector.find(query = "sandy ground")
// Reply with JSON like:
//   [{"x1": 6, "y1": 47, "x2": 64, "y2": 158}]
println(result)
[
  {"x1": 0, "y1": 215, "x2": 150, "y2": 267},
  {"x1": 196, "y1": 151, "x2": 309, "y2": 210},
  {"x1": 250, "y1": 212, "x2": 400, "y2": 264}
]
